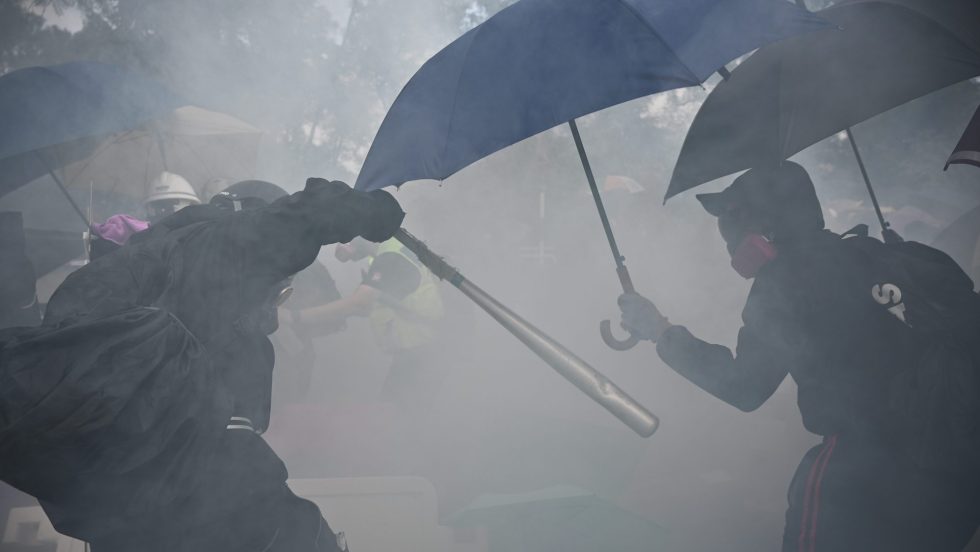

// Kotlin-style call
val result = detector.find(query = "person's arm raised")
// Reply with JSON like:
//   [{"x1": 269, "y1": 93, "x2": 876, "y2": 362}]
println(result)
[
  {"x1": 656, "y1": 324, "x2": 789, "y2": 412},
  {"x1": 620, "y1": 290, "x2": 790, "y2": 412}
]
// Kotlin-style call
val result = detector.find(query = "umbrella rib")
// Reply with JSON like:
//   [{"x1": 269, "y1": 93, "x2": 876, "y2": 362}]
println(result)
[
  {"x1": 66, "y1": 135, "x2": 123, "y2": 188},
  {"x1": 439, "y1": 26, "x2": 485, "y2": 168},
  {"x1": 613, "y1": 0, "x2": 702, "y2": 85}
]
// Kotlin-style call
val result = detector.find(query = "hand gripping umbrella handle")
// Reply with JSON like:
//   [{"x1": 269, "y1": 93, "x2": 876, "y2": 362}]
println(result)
[{"x1": 600, "y1": 265, "x2": 640, "y2": 350}]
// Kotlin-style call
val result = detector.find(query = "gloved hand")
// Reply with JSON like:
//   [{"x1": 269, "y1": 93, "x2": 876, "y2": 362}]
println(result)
[
  {"x1": 357, "y1": 189, "x2": 404, "y2": 242},
  {"x1": 302, "y1": 178, "x2": 405, "y2": 244},
  {"x1": 618, "y1": 292, "x2": 671, "y2": 342}
]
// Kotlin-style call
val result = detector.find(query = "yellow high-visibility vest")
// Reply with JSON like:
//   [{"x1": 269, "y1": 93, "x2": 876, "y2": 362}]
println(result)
[{"x1": 367, "y1": 238, "x2": 443, "y2": 352}]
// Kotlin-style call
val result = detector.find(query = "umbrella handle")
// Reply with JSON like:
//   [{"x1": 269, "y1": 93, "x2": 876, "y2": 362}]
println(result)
[
  {"x1": 601, "y1": 264, "x2": 640, "y2": 351},
  {"x1": 600, "y1": 320, "x2": 640, "y2": 351}
]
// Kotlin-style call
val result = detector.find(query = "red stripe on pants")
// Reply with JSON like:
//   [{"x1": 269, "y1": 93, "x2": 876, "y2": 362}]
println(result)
[
  {"x1": 808, "y1": 435, "x2": 838, "y2": 552},
  {"x1": 798, "y1": 435, "x2": 839, "y2": 552}
]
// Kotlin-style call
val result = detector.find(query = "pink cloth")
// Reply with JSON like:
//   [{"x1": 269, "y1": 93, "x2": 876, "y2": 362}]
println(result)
[{"x1": 90, "y1": 214, "x2": 149, "y2": 245}]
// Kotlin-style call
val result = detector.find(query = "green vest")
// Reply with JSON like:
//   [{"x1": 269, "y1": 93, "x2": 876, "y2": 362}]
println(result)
[{"x1": 368, "y1": 238, "x2": 444, "y2": 352}]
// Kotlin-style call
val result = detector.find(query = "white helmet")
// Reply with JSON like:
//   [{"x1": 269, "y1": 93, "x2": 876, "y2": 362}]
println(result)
[{"x1": 144, "y1": 171, "x2": 200, "y2": 222}]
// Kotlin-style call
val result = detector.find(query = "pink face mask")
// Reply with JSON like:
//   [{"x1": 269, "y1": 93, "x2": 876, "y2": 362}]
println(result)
[{"x1": 731, "y1": 234, "x2": 778, "y2": 279}]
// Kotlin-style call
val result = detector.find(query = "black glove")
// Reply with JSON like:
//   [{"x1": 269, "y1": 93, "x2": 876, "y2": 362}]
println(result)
[
  {"x1": 301, "y1": 178, "x2": 405, "y2": 244},
  {"x1": 357, "y1": 189, "x2": 404, "y2": 242},
  {"x1": 618, "y1": 292, "x2": 671, "y2": 342}
]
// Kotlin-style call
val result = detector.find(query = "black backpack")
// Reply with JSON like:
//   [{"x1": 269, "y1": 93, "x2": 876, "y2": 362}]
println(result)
[{"x1": 840, "y1": 225, "x2": 980, "y2": 475}]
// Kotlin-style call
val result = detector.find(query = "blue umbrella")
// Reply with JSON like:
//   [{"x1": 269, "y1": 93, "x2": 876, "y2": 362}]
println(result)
[
  {"x1": 0, "y1": 62, "x2": 184, "y2": 222},
  {"x1": 355, "y1": 0, "x2": 830, "y2": 348}
]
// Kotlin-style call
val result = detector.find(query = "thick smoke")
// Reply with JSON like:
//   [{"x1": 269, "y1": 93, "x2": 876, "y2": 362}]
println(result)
[{"x1": 1, "y1": 1, "x2": 979, "y2": 550}]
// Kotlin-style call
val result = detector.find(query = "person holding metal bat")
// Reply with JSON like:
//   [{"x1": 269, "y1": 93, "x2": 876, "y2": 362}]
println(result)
[
  {"x1": 0, "y1": 177, "x2": 404, "y2": 552},
  {"x1": 619, "y1": 161, "x2": 980, "y2": 552}
]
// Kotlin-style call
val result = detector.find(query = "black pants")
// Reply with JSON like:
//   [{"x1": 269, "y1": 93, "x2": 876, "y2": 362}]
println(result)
[{"x1": 783, "y1": 434, "x2": 980, "y2": 552}]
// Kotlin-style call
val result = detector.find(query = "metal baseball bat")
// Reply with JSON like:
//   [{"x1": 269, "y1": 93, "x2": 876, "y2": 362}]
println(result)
[{"x1": 395, "y1": 228, "x2": 659, "y2": 437}]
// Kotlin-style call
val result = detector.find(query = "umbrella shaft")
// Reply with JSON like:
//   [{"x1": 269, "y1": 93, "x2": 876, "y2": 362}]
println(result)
[
  {"x1": 845, "y1": 128, "x2": 889, "y2": 233},
  {"x1": 35, "y1": 153, "x2": 89, "y2": 227},
  {"x1": 567, "y1": 120, "x2": 628, "y2": 275}
]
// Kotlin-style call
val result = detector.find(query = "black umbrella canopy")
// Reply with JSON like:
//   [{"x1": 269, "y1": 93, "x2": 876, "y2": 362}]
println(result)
[
  {"x1": 666, "y1": 0, "x2": 980, "y2": 199},
  {"x1": 946, "y1": 104, "x2": 980, "y2": 169},
  {"x1": 847, "y1": 0, "x2": 980, "y2": 54}
]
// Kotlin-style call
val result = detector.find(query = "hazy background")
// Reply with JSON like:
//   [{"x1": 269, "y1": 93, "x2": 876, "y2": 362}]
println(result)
[{"x1": 2, "y1": 0, "x2": 979, "y2": 550}]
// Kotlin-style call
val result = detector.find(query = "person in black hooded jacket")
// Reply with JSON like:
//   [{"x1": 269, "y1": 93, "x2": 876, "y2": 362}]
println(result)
[
  {"x1": 0, "y1": 178, "x2": 403, "y2": 552},
  {"x1": 619, "y1": 162, "x2": 980, "y2": 552}
]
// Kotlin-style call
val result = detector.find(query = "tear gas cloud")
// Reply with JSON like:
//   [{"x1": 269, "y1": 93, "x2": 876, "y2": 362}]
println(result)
[{"x1": 1, "y1": 1, "x2": 979, "y2": 550}]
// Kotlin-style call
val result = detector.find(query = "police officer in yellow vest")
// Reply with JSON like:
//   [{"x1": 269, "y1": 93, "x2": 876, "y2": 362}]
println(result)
[{"x1": 283, "y1": 237, "x2": 444, "y2": 409}]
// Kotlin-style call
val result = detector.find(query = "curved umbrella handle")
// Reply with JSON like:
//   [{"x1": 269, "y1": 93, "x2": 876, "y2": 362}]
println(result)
[{"x1": 600, "y1": 319, "x2": 640, "y2": 351}]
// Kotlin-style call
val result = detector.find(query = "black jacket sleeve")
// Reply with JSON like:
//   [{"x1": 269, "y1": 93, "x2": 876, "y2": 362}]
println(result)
[
  {"x1": 656, "y1": 324, "x2": 790, "y2": 412},
  {"x1": 44, "y1": 180, "x2": 403, "y2": 343},
  {"x1": 163, "y1": 180, "x2": 402, "y2": 339},
  {"x1": 654, "y1": 274, "x2": 798, "y2": 412},
  {"x1": 204, "y1": 178, "x2": 403, "y2": 288}
]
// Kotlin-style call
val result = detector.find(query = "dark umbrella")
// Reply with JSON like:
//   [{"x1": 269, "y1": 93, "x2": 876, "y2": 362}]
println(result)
[
  {"x1": 946, "y1": 104, "x2": 980, "y2": 170},
  {"x1": 0, "y1": 62, "x2": 184, "y2": 223},
  {"x1": 667, "y1": 0, "x2": 980, "y2": 240},
  {"x1": 848, "y1": 0, "x2": 980, "y2": 53},
  {"x1": 355, "y1": 0, "x2": 828, "y2": 348}
]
